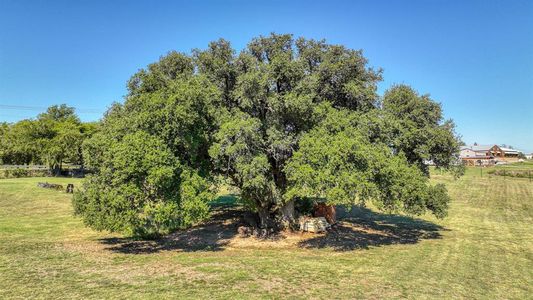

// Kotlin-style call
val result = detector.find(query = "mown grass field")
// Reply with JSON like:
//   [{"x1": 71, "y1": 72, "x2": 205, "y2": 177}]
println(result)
[{"x1": 0, "y1": 167, "x2": 532, "y2": 299}]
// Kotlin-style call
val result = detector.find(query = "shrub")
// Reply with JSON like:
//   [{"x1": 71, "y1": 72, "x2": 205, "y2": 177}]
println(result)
[
  {"x1": 0, "y1": 168, "x2": 50, "y2": 179},
  {"x1": 73, "y1": 132, "x2": 212, "y2": 238},
  {"x1": 487, "y1": 169, "x2": 531, "y2": 178}
]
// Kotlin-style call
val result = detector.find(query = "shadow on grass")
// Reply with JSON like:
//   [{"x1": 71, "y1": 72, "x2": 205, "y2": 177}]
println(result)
[
  {"x1": 100, "y1": 196, "x2": 446, "y2": 254},
  {"x1": 99, "y1": 195, "x2": 242, "y2": 254},
  {"x1": 298, "y1": 206, "x2": 446, "y2": 251},
  {"x1": 208, "y1": 194, "x2": 239, "y2": 209}
]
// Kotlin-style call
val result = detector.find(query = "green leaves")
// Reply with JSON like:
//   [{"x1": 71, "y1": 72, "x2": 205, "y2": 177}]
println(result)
[
  {"x1": 383, "y1": 84, "x2": 461, "y2": 175},
  {"x1": 75, "y1": 76, "x2": 217, "y2": 237},
  {"x1": 74, "y1": 34, "x2": 459, "y2": 234},
  {"x1": 74, "y1": 132, "x2": 213, "y2": 237},
  {"x1": 127, "y1": 51, "x2": 194, "y2": 95},
  {"x1": 0, "y1": 105, "x2": 91, "y2": 170},
  {"x1": 285, "y1": 110, "x2": 380, "y2": 205},
  {"x1": 108, "y1": 132, "x2": 179, "y2": 189},
  {"x1": 285, "y1": 108, "x2": 451, "y2": 219}
]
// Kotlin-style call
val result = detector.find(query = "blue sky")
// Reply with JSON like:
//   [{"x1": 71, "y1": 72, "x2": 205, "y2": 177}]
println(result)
[{"x1": 1, "y1": 0, "x2": 532, "y2": 152}]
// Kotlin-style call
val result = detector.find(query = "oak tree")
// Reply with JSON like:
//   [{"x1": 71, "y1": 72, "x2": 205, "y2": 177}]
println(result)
[{"x1": 74, "y1": 34, "x2": 460, "y2": 236}]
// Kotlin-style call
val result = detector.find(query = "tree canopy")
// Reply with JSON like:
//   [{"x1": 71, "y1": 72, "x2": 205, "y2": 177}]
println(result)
[
  {"x1": 74, "y1": 34, "x2": 461, "y2": 237},
  {"x1": 0, "y1": 105, "x2": 97, "y2": 173}
]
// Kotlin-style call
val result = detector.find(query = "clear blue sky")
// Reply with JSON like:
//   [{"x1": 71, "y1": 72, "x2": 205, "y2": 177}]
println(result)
[{"x1": 1, "y1": 0, "x2": 532, "y2": 152}]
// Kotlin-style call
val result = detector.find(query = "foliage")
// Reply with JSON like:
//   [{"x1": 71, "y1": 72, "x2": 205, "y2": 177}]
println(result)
[
  {"x1": 73, "y1": 132, "x2": 212, "y2": 237},
  {"x1": 285, "y1": 105, "x2": 450, "y2": 218},
  {"x1": 75, "y1": 71, "x2": 218, "y2": 237},
  {"x1": 487, "y1": 169, "x2": 532, "y2": 178},
  {"x1": 204, "y1": 34, "x2": 384, "y2": 227},
  {"x1": 202, "y1": 34, "x2": 457, "y2": 227},
  {"x1": 0, "y1": 169, "x2": 50, "y2": 179},
  {"x1": 450, "y1": 163, "x2": 466, "y2": 180},
  {"x1": 0, "y1": 105, "x2": 96, "y2": 173},
  {"x1": 382, "y1": 85, "x2": 461, "y2": 175},
  {"x1": 76, "y1": 33, "x2": 461, "y2": 234},
  {"x1": 0, "y1": 120, "x2": 42, "y2": 165}
]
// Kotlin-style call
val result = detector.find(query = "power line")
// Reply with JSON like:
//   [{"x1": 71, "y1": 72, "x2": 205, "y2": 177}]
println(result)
[
  {"x1": 0, "y1": 113, "x2": 36, "y2": 119},
  {"x1": 0, "y1": 104, "x2": 103, "y2": 114}
]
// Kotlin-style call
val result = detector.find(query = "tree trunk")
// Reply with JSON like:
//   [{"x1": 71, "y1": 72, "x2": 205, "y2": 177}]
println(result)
[
  {"x1": 279, "y1": 199, "x2": 296, "y2": 229},
  {"x1": 256, "y1": 201, "x2": 297, "y2": 232},
  {"x1": 257, "y1": 206, "x2": 273, "y2": 229}
]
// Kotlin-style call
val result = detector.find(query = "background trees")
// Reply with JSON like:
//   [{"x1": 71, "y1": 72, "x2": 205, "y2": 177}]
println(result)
[
  {"x1": 0, "y1": 120, "x2": 41, "y2": 165},
  {"x1": 0, "y1": 104, "x2": 96, "y2": 173},
  {"x1": 74, "y1": 34, "x2": 461, "y2": 236}
]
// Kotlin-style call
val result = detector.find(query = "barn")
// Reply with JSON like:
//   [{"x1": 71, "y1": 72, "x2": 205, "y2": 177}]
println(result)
[{"x1": 460, "y1": 144, "x2": 521, "y2": 166}]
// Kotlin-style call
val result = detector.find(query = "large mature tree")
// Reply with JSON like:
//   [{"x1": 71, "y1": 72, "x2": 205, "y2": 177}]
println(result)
[
  {"x1": 75, "y1": 34, "x2": 460, "y2": 236},
  {"x1": 205, "y1": 35, "x2": 384, "y2": 228}
]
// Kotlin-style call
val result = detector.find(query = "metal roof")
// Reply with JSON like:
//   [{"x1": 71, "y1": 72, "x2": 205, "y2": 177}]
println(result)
[
  {"x1": 499, "y1": 147, "x2": 520, "y2": 153},
  {"x1": 462, "y1": 144, "x2": 522, "y2": 154},
  {"x1": 462, "y1": 145, "x2": 493, "y2": 151}
]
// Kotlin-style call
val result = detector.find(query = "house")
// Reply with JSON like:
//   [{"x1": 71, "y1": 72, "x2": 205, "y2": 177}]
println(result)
[
  {"x1": 526, "y1": 153, "x2": 533, "y2": 160},
  {"x1": 497, "y1": 147, "x2": 520, "y2": 162},
  {"x1": 460, "y1": 145, "x2": 495, "y2": 166},
  {"x1": 460, "y1": 144, "x2": 521, "y2": 166}
]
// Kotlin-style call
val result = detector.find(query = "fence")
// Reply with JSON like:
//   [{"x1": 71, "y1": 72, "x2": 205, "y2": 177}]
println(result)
[
  {"x1": 0, "y1": 165, "x2": 49, "y2": 170},
  {"x1": 0, "y1": 165, "x2": 81, "y2": 170},
  {"x1": 0, "y1": 165, "x2": 86, "y2": 178}
]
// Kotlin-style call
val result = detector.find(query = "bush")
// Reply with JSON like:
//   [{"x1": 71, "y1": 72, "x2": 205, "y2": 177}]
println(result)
[
  {"x1": 10, "y1": 168, "x2": 28, "y2": 178},
  {"x1": 426, "y1": 184, "x2": 451, "y2": 219},
  {"x1": 73, "y1": 132, "x2": 213, "y2": 238},
  {"x1": 0, "y1": 168, "x2": 51, "y2": 179},
  {"x1": 487, "y1": 169, "x2": 532, "y2": 178}
]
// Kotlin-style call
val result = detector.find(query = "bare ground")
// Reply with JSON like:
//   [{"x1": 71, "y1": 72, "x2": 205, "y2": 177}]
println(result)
[{"x1": 99, "y1": 205, "x2": 444, "y2": 254}]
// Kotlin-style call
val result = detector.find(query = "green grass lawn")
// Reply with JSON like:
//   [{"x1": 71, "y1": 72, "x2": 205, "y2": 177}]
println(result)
[{"x1": 0, "y1": 169, "x2": 532, "y2": 299}]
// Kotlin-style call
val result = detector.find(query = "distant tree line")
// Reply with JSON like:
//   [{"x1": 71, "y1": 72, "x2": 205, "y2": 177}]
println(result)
[{"x1": 0, "y1": 104, "x2": 98, "y2": 174}]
